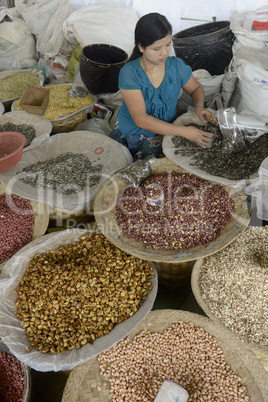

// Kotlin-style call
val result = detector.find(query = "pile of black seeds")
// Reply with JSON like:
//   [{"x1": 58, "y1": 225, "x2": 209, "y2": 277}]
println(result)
[
  {"x1": 0, "y1": 122, "x2": 36, "y2": 147},
  {"x1": 171, "y1": 123, "x2": 268, "y2": 180},
  {"x1": 16, "y1": 152, "x2": 103, "y2": 194}
]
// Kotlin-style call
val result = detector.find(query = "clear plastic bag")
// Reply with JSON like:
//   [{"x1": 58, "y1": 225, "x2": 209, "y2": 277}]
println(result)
[
  {"x1": 236, "y1": 110, "x2": 268, "y2": 143},
  {"x1": 116, "y1": 156, "x2": 155, "y2": 188},
  {"x1": 217, "y1": 107, "x2": 249, "y2": 154},
  {"x1": 245, "y1": 156, "x2": 268, "y2": 221},
  {"x1": 67, "y1": 84, "x2": 89, "y2": 98}
]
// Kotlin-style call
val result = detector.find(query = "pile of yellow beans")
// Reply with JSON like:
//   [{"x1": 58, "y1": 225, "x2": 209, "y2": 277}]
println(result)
[{"x1": 14, "y1": 84, "x2": 94, "y2": 120}]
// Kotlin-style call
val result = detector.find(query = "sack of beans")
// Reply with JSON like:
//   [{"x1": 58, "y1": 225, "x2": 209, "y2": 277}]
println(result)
[
  {"x1": 0, "y1": 228, "x2": 157, "y2": 372},
  {"x1": 93, "y1": 157, "x2": 250, "y2": 265},
  {"x1": 0, "y1": 340, "x2": 30, "y2": 402},
  {"x1": 192, "y1": 226, "x2": 268, "y2": 371},
  {"x1": 0, "y1": 69, "x2": 44, "y2": 106},
  {"x1": 62, "y1": 310, "x2": 268, "y2": 401}
]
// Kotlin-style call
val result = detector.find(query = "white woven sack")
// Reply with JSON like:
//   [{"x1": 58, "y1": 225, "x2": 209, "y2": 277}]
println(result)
[
  {"x1": 177, "y1": 70, "x2": 224, "y2": 114},
  {"x1": 230, "y1": 7, "x2": 268, "y2": 53},
  {"x1": 0, "y1": 8, "x2": 36, "y2": 71},
  {"x1": 15, "y1": 0, "x2": 72, "y2": 58},
  {"x1": 63, "y1": 1, "x2": 139, "y2": 56},
  {"x1": 236, "y1": 59, "x2": 268, "y2": 118}
]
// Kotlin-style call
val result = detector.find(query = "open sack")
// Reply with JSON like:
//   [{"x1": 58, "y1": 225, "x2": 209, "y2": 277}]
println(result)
[{"x1": 0, "y1": 228, "x2": 157, "y2": 372}]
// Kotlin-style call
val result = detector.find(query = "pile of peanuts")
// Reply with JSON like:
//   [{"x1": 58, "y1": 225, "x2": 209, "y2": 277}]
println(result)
[
  {"x1": 0, "y1": 194, "x2": 35, "y2": 264},
  {"x1": 98, "y1": 322, "x2": 250, "y2": 401},
  {"x1": 115, "y1": 172, "x2": 235, "y2": 250},
  {"x1": 15, "y1": 233, "x2": 154, "y2": 354},
  {"x1": 0, "y1": 349, "x2": 25, "y2": 402}
]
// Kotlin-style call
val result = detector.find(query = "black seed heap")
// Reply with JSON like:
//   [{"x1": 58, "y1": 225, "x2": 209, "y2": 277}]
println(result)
[{"x1": 171, "y1": 123, "x2": 268, "y2": 180}]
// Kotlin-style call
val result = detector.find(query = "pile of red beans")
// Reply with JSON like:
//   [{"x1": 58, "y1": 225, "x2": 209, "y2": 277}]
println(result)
[
  {"x1": 0, "y1": 194, "x2": 35, "y2": 264},
  {"x1": 0, "y1": 349, "x2": 25, "y2": 402},
  {"x1": 115, "y1": 172, "x2": 235, "y2": 250}
]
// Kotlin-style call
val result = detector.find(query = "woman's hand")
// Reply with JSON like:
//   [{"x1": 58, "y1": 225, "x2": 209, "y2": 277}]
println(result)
[
  {"x1": 178, "y1": 126, "x2": 214, "y2": 148},
  {"x1": 195, "y1": 106, "x2": 218, "y2": 125}
]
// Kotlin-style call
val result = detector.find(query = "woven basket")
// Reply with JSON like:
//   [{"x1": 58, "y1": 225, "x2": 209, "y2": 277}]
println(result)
[
  {"x1": 62, "y1": 309, "x2": 268, "y2": 401},
  {"x1": 93, "y1": 157, "x2": 250, "y2": 266},
  {"x1": 0, "y1": 183, "x2": 49, "y2": 273},
  {"x1": 173, "y1": 21, "x2": 234, "y2": 75},
  {"x1": 51, "y1": 109, "x2": 88, "y2": 134},
  {"x1": 80, "y1": 44, "x2": 128, "y2": 95},
  {"x1": 191, "y1": 249, "x2": 268, "y2": 373},
  {"x1": 0, "y1": 340, "x2": 31, "y2": 402},
  {"x1": 153, "y1": 260, "x2": 195, "y2": 290},
  {"x1": 48, "y1": 205, "x2": 95, "y2": 231}
]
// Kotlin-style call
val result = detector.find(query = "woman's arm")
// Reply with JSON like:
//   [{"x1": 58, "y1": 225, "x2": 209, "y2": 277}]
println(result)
[
  {"x1": 182, "y1": 75, "x2": 218, "y2": 124},
  {"x1": 120, "y1": 86, "x2": 214, "y2": 148}
]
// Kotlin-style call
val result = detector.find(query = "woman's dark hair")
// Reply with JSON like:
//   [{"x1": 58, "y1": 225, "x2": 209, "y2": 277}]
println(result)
[{"x1": 128, "y1": 13, "x2": 172, "y2": 61}]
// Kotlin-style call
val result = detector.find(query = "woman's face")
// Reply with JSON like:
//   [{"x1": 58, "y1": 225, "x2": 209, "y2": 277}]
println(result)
[{"x1": 139, "y1": 34, "x2": 172, "y2": 65}]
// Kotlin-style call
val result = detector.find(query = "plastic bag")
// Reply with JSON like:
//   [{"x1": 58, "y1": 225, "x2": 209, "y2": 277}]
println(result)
[
  {"x1": 76, "y1": 117, "x2": 112, "y2": 136},
  {"x1": 116, "y1": 156, "x2": 155, "y2": 188},
  {"x1": 67, "y1": 84, "x2": 89, "y2": 98},
  {"x1": 236, "y1": 110, "x2": 268, "y2": 143},
  {"x1": 217, "y1": 107, "x2": 249, "y2": 154},
  {"x1": 245, "y1": 157, "x2": 268, "y2": 221}
]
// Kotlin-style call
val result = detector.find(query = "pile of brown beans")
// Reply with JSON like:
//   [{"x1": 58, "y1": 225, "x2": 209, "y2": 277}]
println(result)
[
  {"x1": 15, "y1": 233, "x2": 154, "y2": 354},
  {"x1": 0, "y1": 194, "x2": 35, "y2": 264},
  {"x1": 0, "y1": 350, "x2": 25, "y2": 402},
  {"x1": 115, "y1": 172, "x2": 235, "y2": 250},
  {"x1": 98, "y1": 322, "x2": 249, "y2": 401}
]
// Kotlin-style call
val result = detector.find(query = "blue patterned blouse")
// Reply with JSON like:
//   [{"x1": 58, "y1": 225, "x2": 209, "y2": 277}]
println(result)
[{"x1": 117, "y1": 56, "x2": 192, "y2": 138}]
